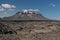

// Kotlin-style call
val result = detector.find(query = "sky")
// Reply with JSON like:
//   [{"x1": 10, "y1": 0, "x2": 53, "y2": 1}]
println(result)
[{"x1": 0, "y1": 0, "x2": 60, "y2": 20}]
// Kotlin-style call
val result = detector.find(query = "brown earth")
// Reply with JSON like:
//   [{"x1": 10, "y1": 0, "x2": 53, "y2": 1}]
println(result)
[{"x1": 0, "y1": 20, "x2": 60, "y2": 40}]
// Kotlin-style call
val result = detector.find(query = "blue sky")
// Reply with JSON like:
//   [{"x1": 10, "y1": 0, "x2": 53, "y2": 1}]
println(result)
[{"x1": 0, "y1": 0, "x2": 60, "y2": 20}]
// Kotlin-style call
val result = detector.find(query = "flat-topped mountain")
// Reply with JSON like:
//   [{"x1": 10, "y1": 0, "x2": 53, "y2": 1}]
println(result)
[{"x1": 3, "y1": 9, "x2": 48, "y2": 20}]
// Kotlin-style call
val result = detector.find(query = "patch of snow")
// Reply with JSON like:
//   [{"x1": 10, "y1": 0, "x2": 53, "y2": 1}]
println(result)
[
  {"x1": 21, "y1": 9, "x2": 40, "y2": 14},
  {"x1": 22, "y1": 9, "x2": 28, "y2": 13}
]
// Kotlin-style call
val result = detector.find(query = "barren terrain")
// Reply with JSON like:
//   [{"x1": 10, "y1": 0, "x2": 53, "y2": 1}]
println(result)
[{"x1": 0, "y1": 20, "x2": 60, "y2": 40}]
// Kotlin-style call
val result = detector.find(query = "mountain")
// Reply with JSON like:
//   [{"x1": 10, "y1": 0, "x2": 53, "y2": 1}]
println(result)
[{"x1": 3, "y1": 9, "x2": 48, "y2": 20}]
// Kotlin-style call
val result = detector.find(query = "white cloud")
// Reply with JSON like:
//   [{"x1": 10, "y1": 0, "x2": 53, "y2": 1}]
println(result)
[
  {"x1": 28, "y1": 9, "x2": 40, "y2": 12},
  {"x1": 0, "y1": 4, "x2": 16, "y2": 12},
  {"x1": 49, "y1": 3, "x2": 56, "y2": 7},
  {"x1": 33, "y1": 9, "x2": 40, "y2": 12},
  {"x1": 1, "y1": 4, "x2": 16, "y2": 9},
  {"x1": 11, "y1": 5, "x2": 16, "y2": 8},
  {"x1": 22, "y1": 9, "x2": 40, "y2": 12}
]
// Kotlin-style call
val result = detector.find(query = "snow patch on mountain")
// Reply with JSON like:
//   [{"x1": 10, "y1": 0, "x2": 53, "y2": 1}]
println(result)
[{"x1": 19, "y1": 9, "x2": 40, "y2": 14}]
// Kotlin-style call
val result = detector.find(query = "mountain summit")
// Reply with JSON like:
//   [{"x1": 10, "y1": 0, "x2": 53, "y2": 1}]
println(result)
[{"x1": 3, "y1": 9, "x2": 48, "y2": 20}]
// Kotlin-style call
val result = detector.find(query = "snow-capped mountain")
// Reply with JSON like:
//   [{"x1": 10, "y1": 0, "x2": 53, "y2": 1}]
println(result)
[{"x1": 3, "y1": 9, "x2": 48, "y2": 20}]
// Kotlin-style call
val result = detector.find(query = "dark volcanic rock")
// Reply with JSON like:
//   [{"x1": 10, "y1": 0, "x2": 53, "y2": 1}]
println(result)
[{"x1": 0, "y1": 23, "x2": 17, "y2": 34}]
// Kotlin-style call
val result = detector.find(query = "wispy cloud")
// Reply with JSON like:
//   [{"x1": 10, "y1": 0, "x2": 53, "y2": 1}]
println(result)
[
  {"x1": 4, "y1": 12, "x2": 7, "y2": 14},
  {"x1": 9, "y1": 9, "x2": 15, "y2": 11},
  {"x1": 28, "y1": 9, "x2": 40, "y2": 12},
  {"x1": 49, "y1": 3, "x2": 56, "y2": 7}
]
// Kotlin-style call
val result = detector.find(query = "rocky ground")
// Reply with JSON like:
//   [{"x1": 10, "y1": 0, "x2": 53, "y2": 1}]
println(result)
[{"x1": 0, "y1": 20, "x2": 60, "y2": 40}]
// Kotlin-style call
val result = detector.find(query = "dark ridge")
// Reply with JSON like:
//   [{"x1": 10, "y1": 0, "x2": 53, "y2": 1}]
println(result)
[{"x1": 0, "y1": 20, "x2": 60, "y2": 22}]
